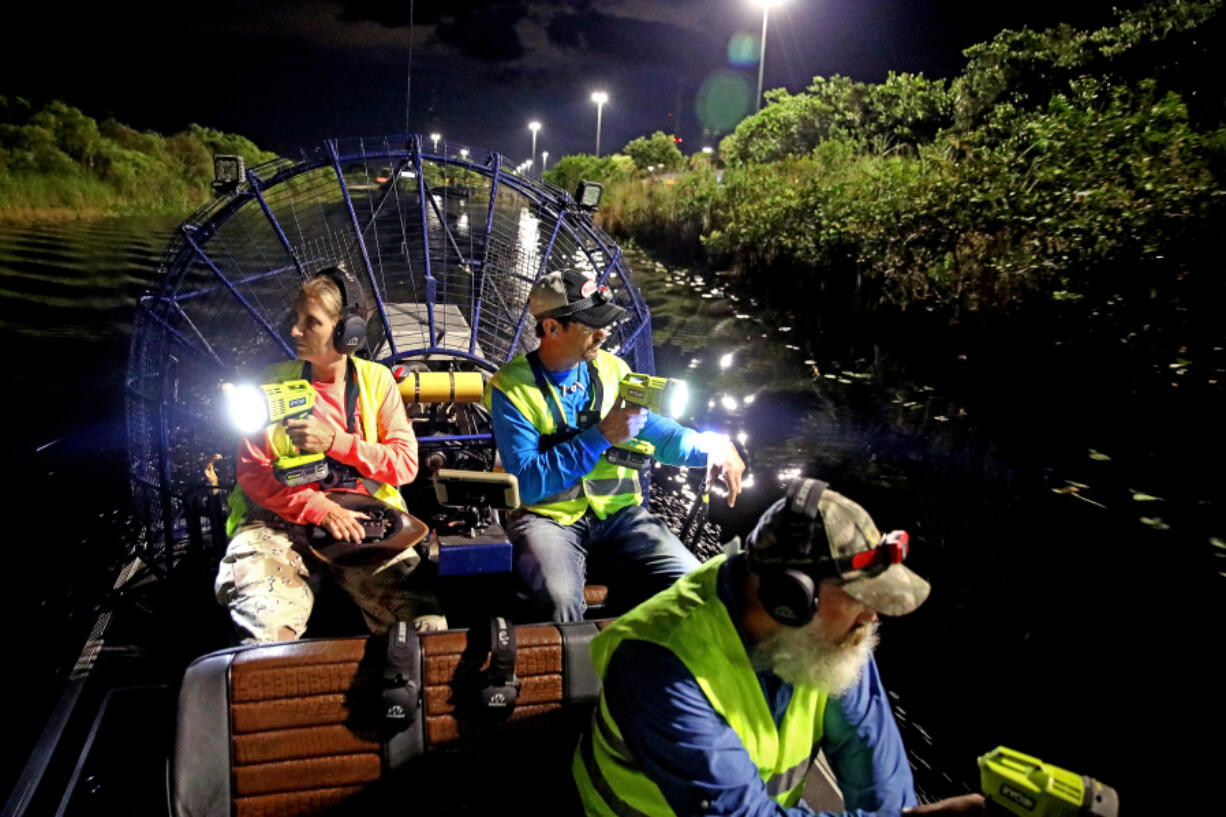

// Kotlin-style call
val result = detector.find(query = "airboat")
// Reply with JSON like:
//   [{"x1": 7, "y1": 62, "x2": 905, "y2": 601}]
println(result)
[{"x1": 4, "y1": 135, "x2": 842, "y2": 817}]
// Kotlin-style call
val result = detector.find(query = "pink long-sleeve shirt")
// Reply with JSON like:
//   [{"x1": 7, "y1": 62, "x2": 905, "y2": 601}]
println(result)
[{"x1": 236, "y1": 369, "x2": 418, "y2": 525}]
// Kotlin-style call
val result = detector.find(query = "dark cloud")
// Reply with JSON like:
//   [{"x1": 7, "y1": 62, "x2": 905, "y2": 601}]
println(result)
[{"x1": 547, "y1": 9, "x2": 717, "y2": 70}]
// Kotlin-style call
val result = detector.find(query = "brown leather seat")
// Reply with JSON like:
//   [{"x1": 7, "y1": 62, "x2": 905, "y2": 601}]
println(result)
[{"x1": 172, "y1": 621, "x2": 605, "y2": 817}]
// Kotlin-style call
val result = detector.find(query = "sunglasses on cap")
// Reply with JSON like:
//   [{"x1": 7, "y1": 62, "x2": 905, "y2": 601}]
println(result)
[{"x1": 825, "y1": 530, "x2": 910, "y2": 582}]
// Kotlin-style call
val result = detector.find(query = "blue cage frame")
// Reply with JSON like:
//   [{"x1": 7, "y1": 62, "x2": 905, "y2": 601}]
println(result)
[{"x1": 125, "y1": 135, "x2": 655, "y2": 572}]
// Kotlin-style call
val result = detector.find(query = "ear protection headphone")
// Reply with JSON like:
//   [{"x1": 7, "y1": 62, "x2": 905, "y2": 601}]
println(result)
[
  {"x1": 315, "y1": 265, "x2": 368, "y2": 353},
  {"x1": 751, "y1": 478, "x2": 829, "y2": 628},
  {"x1": 454, "y1": 616, "x2": 520, "y2": 722}
]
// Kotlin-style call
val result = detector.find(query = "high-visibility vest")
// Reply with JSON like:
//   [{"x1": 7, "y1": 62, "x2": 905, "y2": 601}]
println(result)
[
  {"x1": 573, "y1": 556, "x2": 828, "y2": 816},
  {"x1": 226, "y1": 357, "x2": 407, "y2": 536},
  {"x1": 488, "y1": 349, "x2": 641, "y2": 525}
]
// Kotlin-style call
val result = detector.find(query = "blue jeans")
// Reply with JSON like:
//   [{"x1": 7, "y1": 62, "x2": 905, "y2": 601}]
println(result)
[{"x1": 507, "y1": 504, "x2": 701, "y2": 622}]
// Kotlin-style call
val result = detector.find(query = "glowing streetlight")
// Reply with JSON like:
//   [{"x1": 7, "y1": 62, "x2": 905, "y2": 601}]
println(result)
[
  {"x1": 430, "y1": 132, "x2": 441, "y2": 152},
  {"x1": 591, "y1": 91, "x2": 608, "y2": 156},
  {"x1": 751, "y1": 0, "x2": 785, "y2": 113},
  {"x1": 702, "y1": 146, "x2": 714, "y2": 154},
  {"x1": 459, "y1": 148, "x2": 469, "y2": 159},
  {"x1": 528, "y1": 121, "x2": 541, "y2": 169},
  {"x1": 541, "y1": 151, "x2": 549, "y2": 171}
]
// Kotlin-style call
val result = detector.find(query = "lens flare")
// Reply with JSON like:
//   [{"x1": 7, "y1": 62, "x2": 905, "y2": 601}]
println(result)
[
  {"x1": 727, "y1": 31, "x2": 761, "y2": 67},
  {"x1": 697, "y1": 70, "x2": 752, "y2": 134}
]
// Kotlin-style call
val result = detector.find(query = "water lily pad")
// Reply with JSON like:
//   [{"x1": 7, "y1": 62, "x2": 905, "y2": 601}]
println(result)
[
  {"x1": 1088, "y1": 449, "x2": 1112, "y2": 461},
  {"x1": 1139, "y1": 517, "x2": 1171, "y2": 530}
]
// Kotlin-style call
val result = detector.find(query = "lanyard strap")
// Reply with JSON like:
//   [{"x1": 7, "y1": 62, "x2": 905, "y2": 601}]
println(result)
[
  {"x1": 302, "y1": 358, "x2": 360, "y2": 435},
  {"x1": 526, "y1": 351, "x2": 604, "y2": 431}
]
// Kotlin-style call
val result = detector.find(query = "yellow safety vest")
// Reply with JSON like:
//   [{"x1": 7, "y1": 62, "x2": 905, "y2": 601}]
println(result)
[
  {"x1": 488, "y1": 350, "x2": 641, "y2": 525},
  {"x1": 574, "y1": 556, "x2": 827, "y2": 817},
  {"x1": 226, "y1": 357, "x2": 407, "y2": 536}
]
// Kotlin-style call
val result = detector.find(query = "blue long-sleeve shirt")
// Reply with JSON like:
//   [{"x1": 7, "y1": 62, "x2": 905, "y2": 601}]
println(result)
[
  {"x1": 489, "y1": 357, "x2": 716, "y2": 505},
  {"x1": 602, "y1": 554, "x2": 918, "y2": 817}
]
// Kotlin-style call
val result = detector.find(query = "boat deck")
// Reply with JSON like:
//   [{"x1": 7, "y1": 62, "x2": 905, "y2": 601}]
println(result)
[{"x1": 384, "y1": 302, "x2": 487, "y2": 360}]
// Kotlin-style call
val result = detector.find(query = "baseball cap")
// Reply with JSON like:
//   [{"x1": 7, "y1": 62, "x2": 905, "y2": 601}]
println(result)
[
  {"x1": 529, "y1": 269, "x2": 626, "y2": 329},
  {"x1": 747, "y1": 482, "x2": 931, "y2": 616}
]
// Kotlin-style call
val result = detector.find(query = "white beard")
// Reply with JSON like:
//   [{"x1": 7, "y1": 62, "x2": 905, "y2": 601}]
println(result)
[{"x1": 750, "y1": 618, "x2": 879, "y2": 696}]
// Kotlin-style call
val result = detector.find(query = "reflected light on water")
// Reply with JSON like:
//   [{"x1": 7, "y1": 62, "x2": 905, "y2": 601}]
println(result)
[
  {"x1": 720, "y1": 394, "x2": 738, "y2": 412},
  {"x1": 719, "y1": 352, "x2": 734, "y2": 369},
  {"x1": 517, "y1": 208, "x2": 541, "y2": 275}
]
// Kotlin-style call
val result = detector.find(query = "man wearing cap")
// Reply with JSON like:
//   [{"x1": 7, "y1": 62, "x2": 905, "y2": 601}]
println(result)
[
  {"x1": 573, "y1": 479, "x2": 986, "y2": 817},
  {"x1": 487, "y1": 268, "x2": 745, "y2": 622}
]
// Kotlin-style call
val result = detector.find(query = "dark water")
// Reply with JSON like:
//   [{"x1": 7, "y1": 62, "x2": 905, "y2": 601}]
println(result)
[
  {"x1": 1, "y1": 218, "x2": 1219, "y2": 811},
  {"x1": 0, "y1": 216, "x2": 174, "y2": 802}
]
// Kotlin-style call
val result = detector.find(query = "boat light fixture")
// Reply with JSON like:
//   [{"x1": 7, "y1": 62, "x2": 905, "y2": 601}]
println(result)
[
  {"x1": 212, "y1": 155, "x2": 245, "y2": 191},
  {"x1": 574, "y1": 180, "x2": 603, "y2": 211}
]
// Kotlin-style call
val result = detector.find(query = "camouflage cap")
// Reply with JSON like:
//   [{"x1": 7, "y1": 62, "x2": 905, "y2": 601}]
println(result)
[{"x1": 747, "y1": 483, "x2": 931, "y2": 616}]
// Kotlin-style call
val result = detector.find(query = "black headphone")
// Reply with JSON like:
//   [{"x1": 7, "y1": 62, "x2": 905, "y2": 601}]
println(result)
[
  {"x1": 315, "y1": 265, "x2": 368, "y2": 353},
  {"x1": 750, "y1": 478, "x2": 830, "y2": 627},
  {"x1": 454, "y1": 616, "x2": 520, "y2": 722}
]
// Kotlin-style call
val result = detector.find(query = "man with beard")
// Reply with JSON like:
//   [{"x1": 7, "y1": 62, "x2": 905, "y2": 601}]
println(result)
[
  {"x1": 488, "y1": 268, "x2": 744, "y2": 622},
  {"x1": 573, "y1": 479, "x2": 986, "y2": 816}
]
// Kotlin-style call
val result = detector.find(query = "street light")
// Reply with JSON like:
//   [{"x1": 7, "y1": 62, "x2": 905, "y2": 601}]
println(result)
[
  {"x1": 459, "y1": 148, "x2": 469, "y2": 159},
  {"x1": 541, "y1": 151, "x2": 549, "y2": 171},
  {"x1": 430, "y1": 132, "x2": 441, "y2": 152},
  {"x1": 591, "y1": 91, "x2": 608, "y2": 156},
  {"x1": 751, "y1": 0, "x2": 785, "y2": 113},
  {"x1": 702, "y1": 146, "x2": 714, "y2": 154},
  {"x1": 528, "y1": 121, "x2": 541, "y2": 169}
]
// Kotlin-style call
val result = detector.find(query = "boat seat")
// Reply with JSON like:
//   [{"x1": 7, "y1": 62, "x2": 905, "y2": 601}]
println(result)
[{"x1": 172, "y1": 620, "x2": 604, "y2": 817}]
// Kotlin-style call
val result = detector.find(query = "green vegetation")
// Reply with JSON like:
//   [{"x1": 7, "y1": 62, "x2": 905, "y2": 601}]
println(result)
[
  {"x1": 0, "y1": 98, "x2": 275, "y2": 221},
  {"x1": 552, "y1": 0, "x2": 1226, "y2": 325}
]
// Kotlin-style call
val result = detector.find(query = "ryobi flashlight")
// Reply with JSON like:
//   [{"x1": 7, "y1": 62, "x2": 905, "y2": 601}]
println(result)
[
  {"x1": 224, "y1": 380, "x2": 330, "y2": 486},
  {"x1": 606, "y1": 373, "x2": 688, "y2": 470},
  {"x1": 978, "y1": 746, "x2": 1118, "y2": 817}
]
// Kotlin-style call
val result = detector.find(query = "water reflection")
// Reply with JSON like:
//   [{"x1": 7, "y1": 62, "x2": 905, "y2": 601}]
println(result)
[{"x1": 629, "y1": 244, "x2": 1213, "y2": 807}]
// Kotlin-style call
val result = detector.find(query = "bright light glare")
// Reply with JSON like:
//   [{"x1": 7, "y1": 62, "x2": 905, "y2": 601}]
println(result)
[
  {"x1": 591, "y1": 91, "x2": 608, "y2": 105},
  {"x1": 737, "y1": 431, "x2": 748, "y2": 445},
  {"x1": 225, "y1": 384, "x2": 269, "y2": 434},
  {"x1": 430, "y1": 132, "x2": 441, "y2": 142},
  {"x1": 666, "y1": 379, "x2": 689, "y2": 418},
  {"x1": 459, "y1": 148, "x2": 469, "y2": 158},
  {"x1": 529, "y1": 121, "x2": 541, "y2": 132},
  {"x1": 720, "y1": 394, "x2": 739, "y2": 412},
  {"x1": 702, "y1": 146, "x2": 714, "y2": 154},
  {"x1": 751, "y1": 0, "x2": 785, "y2": 7},
  {"x1": 719, "y1": 352, "x2": 734, "y2": 369}
]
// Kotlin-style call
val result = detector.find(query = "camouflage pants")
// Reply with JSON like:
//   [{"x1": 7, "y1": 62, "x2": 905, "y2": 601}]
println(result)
[{"x1": 214, "y1": 520, "x2": 445, "y2": 644}]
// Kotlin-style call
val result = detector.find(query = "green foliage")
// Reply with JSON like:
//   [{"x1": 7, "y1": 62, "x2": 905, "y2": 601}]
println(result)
[
  {"x1": 720, "y1": 72, "x2": 954, "y2": 165},
  {"x1": 0, "y1": 99, "x2": 276, "y2": 220},
  {"x1": 621, "y1": 132, "x2": 684, "y2": 172},
  {"x1": 543, "y1": 153, "x2": 634, "y2": 194},
  {"x1": 597, "y1": 0, "x2": 1226, "y2": 323}
]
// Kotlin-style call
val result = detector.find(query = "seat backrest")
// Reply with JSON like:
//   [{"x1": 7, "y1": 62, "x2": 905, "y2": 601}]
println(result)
[{"x1": 172, "y1": 622, "x2": 603, "y2": 817}]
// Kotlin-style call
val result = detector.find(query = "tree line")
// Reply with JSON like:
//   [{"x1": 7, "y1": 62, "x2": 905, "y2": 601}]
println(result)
[
  {"x1": 0, "y1": 98, "x2": 276, "y2": 221},
  {"x1": 545, "y1": 0, "x2": 1226, "y2": 326}
]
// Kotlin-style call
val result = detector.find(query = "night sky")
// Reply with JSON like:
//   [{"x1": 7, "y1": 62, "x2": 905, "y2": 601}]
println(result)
[{"x1": 4, "y1": 0, "x2": 1147, "y2": 161}]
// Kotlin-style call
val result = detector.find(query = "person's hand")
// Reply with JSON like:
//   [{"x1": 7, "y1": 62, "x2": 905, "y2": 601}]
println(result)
[
  {"x1": 707, "y1": 440, "x2": 746, "y2": 508},
  {"x1": 284, "y1": 415, "x2": 337, "y2": 454},
  {"x1": 904, "y1": 794, "x2": 987, "y2": 815},
  {"x1": 320, "y1": 503, "x2": 370, "y2": 544},
  {"x1": 599, "y1": 396, "x2": 648, "y2": 444}
]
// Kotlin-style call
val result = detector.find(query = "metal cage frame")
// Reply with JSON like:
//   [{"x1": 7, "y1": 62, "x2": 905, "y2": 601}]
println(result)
[{"x1": 125, "y1": 135, "x2": 654, "y2": 573}]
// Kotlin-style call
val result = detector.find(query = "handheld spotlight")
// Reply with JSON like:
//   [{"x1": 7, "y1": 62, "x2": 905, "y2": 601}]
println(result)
[
  {"x1": 618, "y1": 373, "x2": 688, "y2": 418},
  {"x1": 223, "y1": 380, "x2": 330, "y2": 486},
  {"x1": 978, "y1": 746, "x2": 1118, "y2": 817}
]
